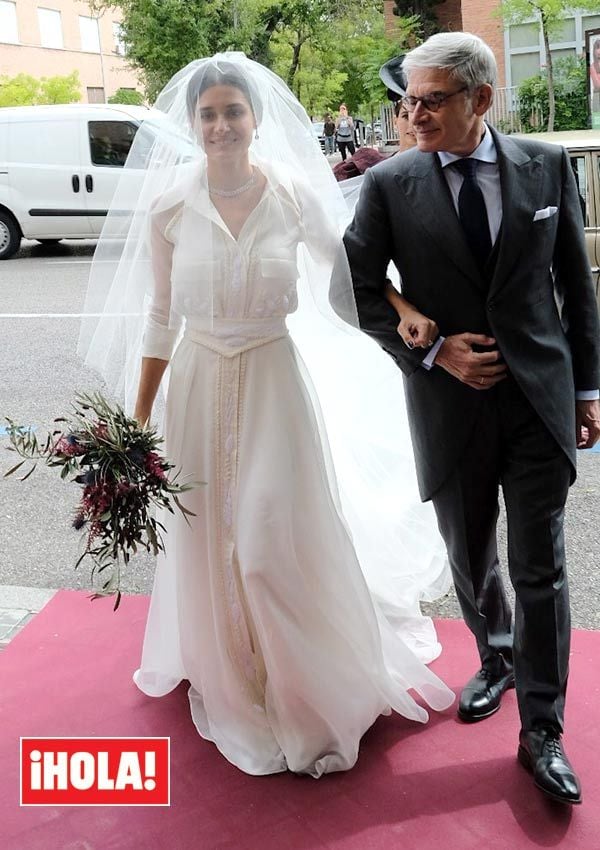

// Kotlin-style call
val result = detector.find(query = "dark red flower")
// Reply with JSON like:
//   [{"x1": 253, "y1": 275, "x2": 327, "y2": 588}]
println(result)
[
  {"x1": 54, "y1": 434, "x2": 85, "y2": 457},
  {"x1": 145, "y1": 451, "x2": 167, "y2": 481}
]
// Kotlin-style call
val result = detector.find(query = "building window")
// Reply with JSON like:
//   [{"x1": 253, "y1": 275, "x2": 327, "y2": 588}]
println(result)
[
  {"x1": 509, "y1": 23, "x2": 539, "y2": 50},
  {"x1": 38, "y1": 8, "x2": 63, "y2": 49},
  {"x1": 79, "y1": 15, "x2": 100, "y2": 53},
  {"x1": 87, "y1": 86, "x2": 105, "y2": 104},
  {"x1": 550, "y1": 47, "x2": 577, "y2": 65},
  {"x1": 583, "y1": 15, "x2": 600, "y2": 37},
  {"x1": 112, "y1": 21, "x2": 126, "y2": 55},
  {"x1": 510, "y1": 52, "x2": 541, "y2": 87},
  {"x1": 506, "y1": 11, "x2": 600, "y2": 87},
  {"x1": 0, "y1": 0, "x2": 19, "y2": 44}
]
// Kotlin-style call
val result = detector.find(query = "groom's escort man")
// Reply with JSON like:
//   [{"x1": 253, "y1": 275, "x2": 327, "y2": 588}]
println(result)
[{"x1": 342, "y1": 32, "x2": 600, "y2": 804}]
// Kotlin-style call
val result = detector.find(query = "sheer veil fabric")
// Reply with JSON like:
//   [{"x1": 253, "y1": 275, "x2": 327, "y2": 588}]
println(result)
[{"x1": 78, "y1": 53, "x2": 454, "y2": 776}]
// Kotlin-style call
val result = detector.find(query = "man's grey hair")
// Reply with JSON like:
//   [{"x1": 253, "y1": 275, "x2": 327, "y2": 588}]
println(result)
[{"x1": 403, "y1": 32, "x2": 497, "y2": 90}]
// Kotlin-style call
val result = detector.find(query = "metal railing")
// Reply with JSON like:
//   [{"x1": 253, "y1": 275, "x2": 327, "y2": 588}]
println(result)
[{"x1": 487, "y1": 86, "x2": 543, "y2": 134}]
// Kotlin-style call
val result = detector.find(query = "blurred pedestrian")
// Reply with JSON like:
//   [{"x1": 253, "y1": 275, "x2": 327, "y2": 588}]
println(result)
[
  {"x1": 323, "y1": 113, "x2": 336, "y2": 156},
  {"x1": 335, "y1": 104, "x2": 355, "y2": 161}
]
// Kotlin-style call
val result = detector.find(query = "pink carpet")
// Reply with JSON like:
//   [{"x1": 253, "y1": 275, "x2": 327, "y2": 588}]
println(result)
[{"x1": 1, "y1": 590, "x2": 599, "y2": 850}]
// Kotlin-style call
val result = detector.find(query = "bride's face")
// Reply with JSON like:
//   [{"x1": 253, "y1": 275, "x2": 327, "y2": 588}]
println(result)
[{"x1": 196, "y1": 84, "x2": 255, "y2": 160}]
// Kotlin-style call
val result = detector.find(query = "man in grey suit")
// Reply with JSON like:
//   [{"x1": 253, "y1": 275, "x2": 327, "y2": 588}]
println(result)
[{"x1": 342, "y1": 32, "x2": 600, "y2": 804}]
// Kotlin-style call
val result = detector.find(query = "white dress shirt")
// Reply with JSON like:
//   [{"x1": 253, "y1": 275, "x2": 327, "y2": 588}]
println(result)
[{"x1": 420, "y1": 127, "x2": 598, "y2": 400}]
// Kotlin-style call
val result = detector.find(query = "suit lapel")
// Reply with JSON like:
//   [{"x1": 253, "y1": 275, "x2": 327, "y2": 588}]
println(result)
[
  {"x1": 488, "y1": 128, "x2": 544, "y2": 297},
  {"x1": 394, "y1": 131, "x2": 546, "y2": 299},
  {"x1": 394, "y1": 152, "x2": 485, "y2": 292}
]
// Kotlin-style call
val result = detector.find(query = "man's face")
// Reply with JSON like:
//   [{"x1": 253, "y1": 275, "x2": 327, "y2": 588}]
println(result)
[{"x1": 406, "y1": 68, "x2": 488, "y2": 156}]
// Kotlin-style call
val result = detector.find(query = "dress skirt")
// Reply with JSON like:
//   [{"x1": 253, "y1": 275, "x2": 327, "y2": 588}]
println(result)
[{"x1": 134, "y1": 327, "x2": 454, "y2": 776}]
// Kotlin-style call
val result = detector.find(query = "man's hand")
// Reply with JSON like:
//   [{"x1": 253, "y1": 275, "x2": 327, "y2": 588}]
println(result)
[
  {"x1": 576, "y1": 399, "x2": 600, "y2": 449},
  {"x1": 434, "y1": 333, "x2": 508, "y2": 390}
]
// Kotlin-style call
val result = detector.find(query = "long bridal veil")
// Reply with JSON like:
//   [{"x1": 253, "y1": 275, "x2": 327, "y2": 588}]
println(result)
[{"x1": 77, "y1": 52, "x2": 451, "y2": 663}]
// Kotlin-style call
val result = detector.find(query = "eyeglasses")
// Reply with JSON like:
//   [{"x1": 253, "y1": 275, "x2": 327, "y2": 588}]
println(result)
[{"x1": 401, "y1": 86, "x2": 469, "y2": 113}]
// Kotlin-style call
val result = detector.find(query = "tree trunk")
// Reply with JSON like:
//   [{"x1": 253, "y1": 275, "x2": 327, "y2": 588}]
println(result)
[
  {"x1": 287, "y1": 37, "x2": 302, "y2": 89},
  {"x1": 541, "y1": 13, "x2": 555, "y2": 132}
]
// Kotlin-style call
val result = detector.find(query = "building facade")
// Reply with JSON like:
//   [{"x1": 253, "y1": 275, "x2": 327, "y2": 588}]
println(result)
[
  {"x1": 0, "y1": 0, "x2": 143, "y2": 103},
  {"x1": 384, "y1": 0, "x2": 600, "y2": 89}
]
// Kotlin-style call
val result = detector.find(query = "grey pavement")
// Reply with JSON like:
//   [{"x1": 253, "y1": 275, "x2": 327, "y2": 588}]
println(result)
[{"x1": 0, "y1": 585, "x2": 55, "y2": 651}]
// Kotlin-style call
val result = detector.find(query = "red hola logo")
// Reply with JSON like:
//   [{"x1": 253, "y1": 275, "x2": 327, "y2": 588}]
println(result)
[{"x1": 20, "y1": 738, "x2": 170, "y2": 806}]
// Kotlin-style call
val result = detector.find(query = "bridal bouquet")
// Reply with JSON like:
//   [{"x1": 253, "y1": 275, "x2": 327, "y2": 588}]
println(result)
[{"x1": 4, "y1": 392, "x2": 196, "y2": 609}]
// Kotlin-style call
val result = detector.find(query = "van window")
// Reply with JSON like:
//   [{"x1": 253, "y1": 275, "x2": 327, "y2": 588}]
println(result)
[
  {"x1": 569, "y1": 155, "x2": 588, "y2": 225},
  {"x1": 88, "y1": 120, "x2": 138, "y2": 167}
]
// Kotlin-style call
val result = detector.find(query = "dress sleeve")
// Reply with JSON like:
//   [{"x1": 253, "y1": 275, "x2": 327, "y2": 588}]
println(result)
[
  {"x1": 295, "y1": 178, "x2": 340, "y2": 264},
  {"x1": 141, "y1": 206, "x2": 183, "y2": 361}
]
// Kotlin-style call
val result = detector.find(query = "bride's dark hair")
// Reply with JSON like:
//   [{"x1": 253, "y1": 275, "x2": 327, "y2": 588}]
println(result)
[{"x1": 185, "y1": 63, "x2": 263, "y2": 126}]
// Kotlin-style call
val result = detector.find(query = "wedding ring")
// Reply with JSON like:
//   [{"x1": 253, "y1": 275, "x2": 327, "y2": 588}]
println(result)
[{"x1": 479, "y1": 376, "x2": 485, "y2": 385}]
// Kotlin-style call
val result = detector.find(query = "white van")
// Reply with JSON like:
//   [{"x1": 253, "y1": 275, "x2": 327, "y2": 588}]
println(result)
[{"x1": 0, "y1": 103, "x2": 155, "y2": 259}]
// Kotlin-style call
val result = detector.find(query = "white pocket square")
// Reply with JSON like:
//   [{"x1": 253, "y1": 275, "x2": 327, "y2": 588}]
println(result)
[{"x1": 533, "y1": 206, "x2": 558, "y2": 221}]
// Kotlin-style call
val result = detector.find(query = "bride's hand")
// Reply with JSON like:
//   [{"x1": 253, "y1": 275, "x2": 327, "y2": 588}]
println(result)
[
  {"x1": 396, "y1": 311, "x2": 439, "y2": 350},
  {"x1": 134, "y1": 406, "x2": 152, "y2": 427}
]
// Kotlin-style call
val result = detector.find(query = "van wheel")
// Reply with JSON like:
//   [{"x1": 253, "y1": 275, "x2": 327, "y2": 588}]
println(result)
[
  {"x1": 37, "y1": 239, "x2": 62, "y2": 245},
  {"x1": 0, "y1": 211, "x2": 21, "y2": 260}
]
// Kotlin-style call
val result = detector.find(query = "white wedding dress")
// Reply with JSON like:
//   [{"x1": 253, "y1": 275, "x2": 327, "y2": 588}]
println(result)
[{"x1": 133, "y1": 167, "x2": 454, "y2": 777}]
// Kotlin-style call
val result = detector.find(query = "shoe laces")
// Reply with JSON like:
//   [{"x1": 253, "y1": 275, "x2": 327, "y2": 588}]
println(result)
[
  {"x1": 540, "y1": 730, "x2": 563, "y2": 757},
  {"x1": 477, "y1": 668, "x2": 507, "y2": 681}
]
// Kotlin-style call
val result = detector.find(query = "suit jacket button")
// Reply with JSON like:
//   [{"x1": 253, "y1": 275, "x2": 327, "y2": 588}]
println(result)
[{"x1": 487, "y1": 301, "x2": 495, "y2": 311}]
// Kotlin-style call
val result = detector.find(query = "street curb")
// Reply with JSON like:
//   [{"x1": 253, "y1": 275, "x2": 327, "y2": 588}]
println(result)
[{"x1": 0, "y1": 585, "x2": 57, "y2": 649}]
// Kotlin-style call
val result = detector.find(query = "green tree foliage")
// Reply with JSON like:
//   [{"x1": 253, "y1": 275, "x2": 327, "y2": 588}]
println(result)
[
  {"x1": 518, "y1": 55, "x2": 589, "y2": 131},
  {"x1": 498, "y1": 0, "x2": 598, "y2": 131},
  {"x1": 108, "y1": 87, "x2": 145, "y2": 105},
  {"x1": 270, "y1": 40, "x2": 348, "y2": 116},
  {"x1": 0, "y1": 72, "x2": 81, "y2": 107},
  {"x1": 335, "y1": 9, "x2": 419, "y2": 115},
  {"x1": 0, "y1": 74, "x2": 39, "y2": 107},
  {"x1": 270, "y1": 3, "x2": 418, "y2": 116},
  {"x1": 99, "y1": 0, "x2": 217, "y2": 100},
  {"x1": 38, "y1": 72, "x2": 82, "y2": 104},
  {"x1": 392, "y1": 0, "x2": 444, "y2": 38},
  {"x1": 94, "y1": 1, "x2": 423, "y2": 119},
  {"x1": 92, "y1": 0, "x2": 294, "y2": 100}
]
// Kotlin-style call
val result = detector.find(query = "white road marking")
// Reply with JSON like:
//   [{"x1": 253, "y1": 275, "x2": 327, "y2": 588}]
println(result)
[{"x1": 0, "y1": 313, "x2": 140, "y2": 318}]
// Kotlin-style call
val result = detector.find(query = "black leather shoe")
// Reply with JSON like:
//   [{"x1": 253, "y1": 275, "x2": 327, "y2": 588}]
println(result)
[
  {"x1": 457, "y1": 668, "x2": 515, "y2": 722},
  {"x1": 518, "y1": 728, "x2": 582, "y2": 805}
]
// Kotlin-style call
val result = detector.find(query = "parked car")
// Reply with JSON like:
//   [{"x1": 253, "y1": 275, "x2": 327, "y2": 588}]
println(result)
[
  {"x1": 311, "y1": 121, "x2": 326, "y2": 153},
  {"x1": 0, "y1": 103, "x2": 190, "y2": 260},
  {"x1": 514, "y1": 131, "x2": 599, "y2": 293}
]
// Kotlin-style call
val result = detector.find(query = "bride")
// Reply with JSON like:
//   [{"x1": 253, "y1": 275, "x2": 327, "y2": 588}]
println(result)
[{"x1": 79, "y1": 53, "x2": 454, "y2": 777}]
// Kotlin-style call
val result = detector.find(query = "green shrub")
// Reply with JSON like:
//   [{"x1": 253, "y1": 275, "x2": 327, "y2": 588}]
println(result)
[
  {"x1": 107, "y1": 88, "x2": 145, "y2": 106},
  {"x1": 0, "y1": 71, "x2": 80, "y2": 107},
  {"x1": 518, "y1": 56, "x2": 589, "y2": 132}
]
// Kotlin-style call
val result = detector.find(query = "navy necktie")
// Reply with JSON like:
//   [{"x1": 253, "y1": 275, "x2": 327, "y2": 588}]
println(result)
[{"x1": 453, "y1": 158, "x2": 492, "y2": 273}]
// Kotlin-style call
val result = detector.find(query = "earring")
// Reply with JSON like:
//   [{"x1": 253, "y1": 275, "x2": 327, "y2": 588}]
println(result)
[{"x1": 254, "y1": 129, "x2": 259, "y2": 140}]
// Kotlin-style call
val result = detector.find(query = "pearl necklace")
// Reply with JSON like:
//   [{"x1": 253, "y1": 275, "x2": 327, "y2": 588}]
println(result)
[{"x1": 209, "y1": 171, "x2": 256, "y2": 198}]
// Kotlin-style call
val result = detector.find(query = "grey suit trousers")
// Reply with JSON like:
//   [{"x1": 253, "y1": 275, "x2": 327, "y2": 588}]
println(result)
[{"x1": 431, "y1": 376, "x2": 572, "y2": 732}]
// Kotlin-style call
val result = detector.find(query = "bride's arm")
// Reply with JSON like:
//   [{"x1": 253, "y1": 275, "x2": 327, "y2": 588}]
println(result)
[
  {"x1": 134, "y1": 359, "x2": 168, "y2": 425},
  {"x1": 384, "y1": 281, "x2": 439, "y2": 349},
  {"x1": 134, "y1": 206, "x2": 181, "y2": 423}
]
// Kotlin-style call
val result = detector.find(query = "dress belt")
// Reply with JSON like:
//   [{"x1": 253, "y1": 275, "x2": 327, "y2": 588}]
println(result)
[{"x1": 183, "y1": 319, "x2": 288, "y2": 358}]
